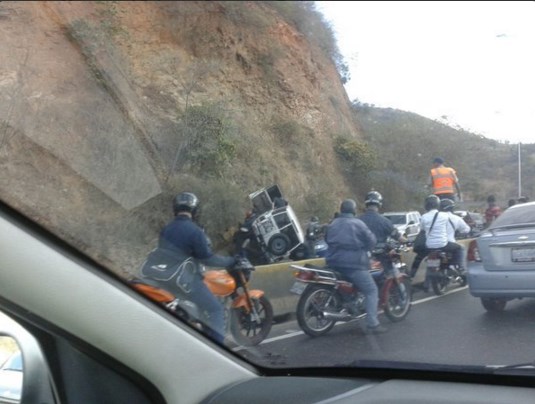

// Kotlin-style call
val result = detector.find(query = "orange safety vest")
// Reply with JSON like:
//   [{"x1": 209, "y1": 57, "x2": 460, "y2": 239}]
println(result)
[{"x1": 431, "y1": 167, "x2": 457, "y2": 195}]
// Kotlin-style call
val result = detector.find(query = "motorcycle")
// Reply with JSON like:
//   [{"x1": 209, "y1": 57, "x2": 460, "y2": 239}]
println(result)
[
  {"x1": 131, "y1": 256, "x2": 273, "y2": 346},
  {"x1": 426, "y1": 249, "x2": 467, "y2": 295},
  {"x1": 290, "y1": 242, "x2": 412, "y2": 337}
]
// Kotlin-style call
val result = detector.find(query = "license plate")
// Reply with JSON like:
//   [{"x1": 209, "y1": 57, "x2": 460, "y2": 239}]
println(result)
[
  {"x1": 511, "y1": 247, "x2": 535, "y2": 262},
  {"x1": 427, "y1": 259, "x2": 440, "y2": 268},
  {"x1": 290, "y1": 281, "x2": 307, "y2": 295}
]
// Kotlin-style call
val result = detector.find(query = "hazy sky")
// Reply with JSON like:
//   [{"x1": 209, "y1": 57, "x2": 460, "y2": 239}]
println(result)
[{"x1": 316, "y1": 1, "x2": 535, "y2": 144}]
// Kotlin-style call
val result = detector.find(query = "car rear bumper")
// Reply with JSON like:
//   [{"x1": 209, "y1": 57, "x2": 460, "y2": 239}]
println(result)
[{"x1": 467, "y1": 261, "x2": 535, "y2": 298}]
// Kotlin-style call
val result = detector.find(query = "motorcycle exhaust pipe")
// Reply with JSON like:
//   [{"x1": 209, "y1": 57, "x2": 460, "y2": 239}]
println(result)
[{"x1": 322, "y1": 311, "x2": 353, "y2": 322}]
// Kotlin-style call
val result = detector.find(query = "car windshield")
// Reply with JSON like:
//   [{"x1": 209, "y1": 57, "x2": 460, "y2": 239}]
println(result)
[
  {"x1": 384, "y1": 215, "x2": 407, "y2": 225},
  {"x1": 2, "y1": 0, "x2": 535, "y2": 380}
]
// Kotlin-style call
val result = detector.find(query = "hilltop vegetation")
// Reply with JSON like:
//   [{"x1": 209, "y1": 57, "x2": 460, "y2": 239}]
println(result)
[{"x1": 352, "y1": 103, "x2": 535, "y2": 213}]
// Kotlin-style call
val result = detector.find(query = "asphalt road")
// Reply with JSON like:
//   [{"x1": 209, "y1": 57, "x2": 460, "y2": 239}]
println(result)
[{"x1": 235, "y1": 286, "x2": 535, "y2": 370}]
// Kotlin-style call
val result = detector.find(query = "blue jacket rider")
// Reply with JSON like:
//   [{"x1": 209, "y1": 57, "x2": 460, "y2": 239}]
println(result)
[
  {"x1": 153, "y1": 192, "x2": 235, "y2": 344},
  {"x1": 325, "y1": 199, "x2": 387, "y2": 334},
  {"x1": 359, "y1": 190, "x2": 406, "y2": 276}
]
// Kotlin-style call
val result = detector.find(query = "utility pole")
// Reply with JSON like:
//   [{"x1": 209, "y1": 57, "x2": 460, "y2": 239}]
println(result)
[{"x1": 518, "y1": 142, "x2": 522, "y2": 198}]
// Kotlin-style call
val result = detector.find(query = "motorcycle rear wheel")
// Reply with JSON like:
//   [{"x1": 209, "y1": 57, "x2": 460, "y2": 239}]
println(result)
[
  {"x1": 431, "y1": 271, "x2": 448, "y2": 295},
  {"x1": 297, "y1": 285, "x2": 340, "y2": 337},
  {"x1": 384, "y1": 277, "x2": 412, "y2": 322},
  {"x1": 230, "y1": 295, "x2": 273, "y2": 346}
]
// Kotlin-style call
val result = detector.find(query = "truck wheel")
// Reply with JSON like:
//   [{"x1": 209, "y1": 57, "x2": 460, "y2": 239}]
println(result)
[{"x1": 268, "y1": 233, "x2": 290, "y2": 255}]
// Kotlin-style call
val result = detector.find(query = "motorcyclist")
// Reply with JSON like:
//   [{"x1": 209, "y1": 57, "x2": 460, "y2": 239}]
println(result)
[
  {"x1": 143, "y1": 192, "x2": 236, "y2": 344},
  {"x1": 325, "y1": 199, "x2": 387, "y2": 334},
  {"x1": 439, "y1": 198, "x2": 470, "y2": 273},
  {"x1": 359, "y1": 191, "x2": 408, "y2": 278},
  {"x1": 420, "y1": 194, "x2": 463, "y2": 272},
  {"x1": 408, "y1": 195, "x2": 436, "y2": 290},
  {"x1": 304, "y1": 216, "x2": 325, "y2": 258}
]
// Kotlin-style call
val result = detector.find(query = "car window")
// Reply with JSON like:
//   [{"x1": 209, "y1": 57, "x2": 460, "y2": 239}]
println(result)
[
  {"x1": 2, "y1": 0, "x2": 535, "y2": 394},
  {"x1": 384, "y1": 214, "x2": 406, "y2": 225}
]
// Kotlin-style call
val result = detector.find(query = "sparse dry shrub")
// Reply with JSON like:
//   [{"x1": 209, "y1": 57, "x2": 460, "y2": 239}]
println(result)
[
  {"x1": 334, "y1": 136, "x2": 377, "y2": 174},
  {"x1": 172, "y1": 103, "x2": 238, "y2": 178}
]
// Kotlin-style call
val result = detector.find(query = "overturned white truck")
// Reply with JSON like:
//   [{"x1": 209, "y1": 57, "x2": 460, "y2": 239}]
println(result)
[{"x1": 235, "y1": 185, "x2": 306, "y2": 264}]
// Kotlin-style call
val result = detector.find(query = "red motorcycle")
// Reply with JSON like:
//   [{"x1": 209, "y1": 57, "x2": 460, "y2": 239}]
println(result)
[{"x1": 290, "y1": 243, "x2": 411, "y2": 337}]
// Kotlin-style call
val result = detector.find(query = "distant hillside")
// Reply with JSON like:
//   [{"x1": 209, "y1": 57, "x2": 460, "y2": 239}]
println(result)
[{"x1": 352, "y1": 104, "x2": 535, "y2": 212}]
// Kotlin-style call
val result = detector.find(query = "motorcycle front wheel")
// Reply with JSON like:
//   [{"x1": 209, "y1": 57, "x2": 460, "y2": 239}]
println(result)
[
  {"x1": 296, "y1": 285, "x2": 341, "y2": 337},
  {"x1": 230, "y1": 295, "x2": 273, "y2": 346},
  {"x1": 384, "y1": 277, "x2": 412, "y2": 322}
]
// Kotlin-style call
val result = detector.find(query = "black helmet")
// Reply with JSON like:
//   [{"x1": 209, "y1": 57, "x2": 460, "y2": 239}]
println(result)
[
  {"x1": 439, "y1": 198, "x2": 455, "y2": 212},
  {"x1": 340, "y1": 199, "x2": 357, "y2": 215},
  {"x1": 173, "y1": 192, "x2": 199, "y2": 216},
  {"x1": 365, "y1": 191, "x2": 383, "y2": 207},
  {"x1": 309, "y1": 216, "x2": 319, "y2": 223},
  {"x1": 424, "y1": 194, "x2": 440, "y2": 211}
]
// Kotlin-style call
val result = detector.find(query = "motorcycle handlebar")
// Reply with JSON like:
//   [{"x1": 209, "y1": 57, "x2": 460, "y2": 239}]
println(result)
[{"x1": 230, "y1": 256, "x2": 255, "y2": 272}]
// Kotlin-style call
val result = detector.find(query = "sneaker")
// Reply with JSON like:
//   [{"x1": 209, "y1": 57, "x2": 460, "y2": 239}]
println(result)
[{"x1": 366, "y1": 324, "x2": 388, "y2": 334}]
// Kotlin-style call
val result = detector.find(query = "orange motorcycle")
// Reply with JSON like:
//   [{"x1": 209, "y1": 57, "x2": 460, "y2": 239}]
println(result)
[{"x1": 131, "y1": 257, "x2": 273, "y2": 346}]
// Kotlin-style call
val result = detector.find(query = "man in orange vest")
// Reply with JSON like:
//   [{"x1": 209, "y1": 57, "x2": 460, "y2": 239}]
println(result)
[{"x1": 428, "y1": 157, "x2": 462, "y2": 201}]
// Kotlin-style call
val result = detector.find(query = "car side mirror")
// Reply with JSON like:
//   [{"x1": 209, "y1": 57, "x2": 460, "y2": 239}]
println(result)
[{"x1": 0, "y1": 310, "x2": 57, "y2": 403}]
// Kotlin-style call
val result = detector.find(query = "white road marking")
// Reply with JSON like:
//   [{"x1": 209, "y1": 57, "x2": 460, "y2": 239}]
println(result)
[{"x1": 233, "y1": 285, "x2": 469, "y2": 350}]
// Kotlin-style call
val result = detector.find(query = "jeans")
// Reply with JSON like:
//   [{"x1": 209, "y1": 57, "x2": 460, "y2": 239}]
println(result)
[
  {"x1": 338, "y1": 268, "x2": 380, "y2": 328},
  {"x1": 188, "y1": 273, "x2": 225, "y2": 344}
]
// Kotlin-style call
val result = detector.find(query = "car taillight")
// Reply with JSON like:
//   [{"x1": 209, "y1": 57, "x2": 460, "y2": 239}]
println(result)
[{"x1": 467, "y1": 239, "x2": 481, "y2": 262}]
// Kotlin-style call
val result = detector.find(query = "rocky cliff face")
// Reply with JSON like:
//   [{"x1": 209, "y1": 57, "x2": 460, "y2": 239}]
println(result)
[{"x1": 0, "y1": 1, "x2": 362, "y2": 274}]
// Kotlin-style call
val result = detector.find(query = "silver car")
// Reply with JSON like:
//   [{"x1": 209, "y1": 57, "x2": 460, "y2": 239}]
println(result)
[{"x1": 467, "y1": 202, "x2": 535, "y2": 312}]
